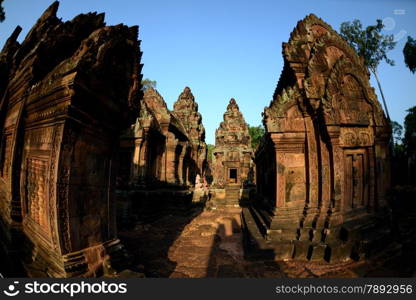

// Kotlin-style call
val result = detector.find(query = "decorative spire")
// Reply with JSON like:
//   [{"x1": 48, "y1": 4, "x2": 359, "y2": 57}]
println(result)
[
  {"x1": 173, "y1": 86, "x2": 205, "y2": 143},
  {"x1": 215, "y1": 98, "x2": 251, "y2": 148}
]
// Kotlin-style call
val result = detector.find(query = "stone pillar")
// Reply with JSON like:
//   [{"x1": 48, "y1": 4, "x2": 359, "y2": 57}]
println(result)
[
  {"x1": 268, "y1": 133, "x2": 306, "y2": 246},
  {"x1": 273, "y1": 139, "x2": 285, "y2": 210},
  {"x1": 327, "y1": 126, "x2": 343, "y2": 227},
  {"x1": 138, "y1": 130, "x2": 149, "y2": 182},
  {"x1": 314, "y1": 135, "x2": 332, "y2": 238},
  {"x1": 131, "y1": 137, "x2": 143, "y2": 183},
  {"x1": 185, "y1": 146, "x2": 191, "y2": 186},
  {"x1": 165, "y1": 133, "x2": 178, "y2": 184},
  {"x1": 301, "y1": 116, "x2": 320, "y2": 234},
  {"x1": 159, "y1": 124, "x2": 169, "y2": 182},
  {"x1": 177, "y1": 143, "x2": 186, "y2": 185},
  {"x1": 374, "y1": 128, "x2": 390, "y2": 210},
  {"x1": 367, "y1": 146, "x2": 376, "y2": 211}
]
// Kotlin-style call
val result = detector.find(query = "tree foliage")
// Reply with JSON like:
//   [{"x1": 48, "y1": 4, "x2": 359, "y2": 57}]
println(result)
[
  {"x1": 391, "y1": 121, "x2": 403, "y2": 145},
  {"x1": 206, "y1": 144, "x2": 214, "y2": 162},
  {"x1": 403, "y1": 36, "x2": 416, "y2": 74},
  {"x1": 339, "y1": 19, "x2": 396, "y2": 121},
  {"x1": 404, "y1": 106, "x2": 416, "y2": 153},
  {"x1": 248, "y1": 125, "x2": 265, "y2": 150},
  {"x1": 141, "y1": 78, "x2": 157, "y2": 91},
  {"x1": 340, "y1": 19, "x2": 396, "y2": 72},
  {"x1": 0, "y1": 0, "x2": 5, "y2": 22}
]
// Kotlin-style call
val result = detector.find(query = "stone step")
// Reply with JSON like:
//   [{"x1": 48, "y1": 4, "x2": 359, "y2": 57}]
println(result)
[
  {"x1": 225, "y1": 188, "x2": 240, "y2": 201},
  {"x1": 226, "y1": 193, "x2": 239, "y2": 198},
  {"x1": 241, "y1": 207, "x2": 275, "y2": 260},
  {"x1": 242, "y1": 206, "x2": 398, "y2": 262},
  {"x1": 248, "y1": 206, "x2": 268, "y2": 238},
  {"x1": 226, "y1": 190, "x2": 239, "y2": 193},
  {"x1": 252, "y1": 206, "x2": 272, "y2": 229}
]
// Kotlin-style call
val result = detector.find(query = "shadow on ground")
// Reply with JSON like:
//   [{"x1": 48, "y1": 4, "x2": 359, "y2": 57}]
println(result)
[
  {"x1": 118, "y1": 199, "x2": 416, "y2": 278},
  {"x1": 118, "y1": 199, "x2": 207, "y2": 277}
]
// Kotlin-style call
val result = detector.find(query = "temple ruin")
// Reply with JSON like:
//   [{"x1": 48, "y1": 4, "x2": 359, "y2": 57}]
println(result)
[
  {"x1": 119, "y1": 87, "x2": 207, "y2": 187},
  {"x1": 1, "y1": 2, "x2": 410, "y2": 278},
  {"x1": 116, "y1": 87, "x2": 208, "y2": 225},
  {"x1": 0, "y1": 2, "x2": 142, "y2": 277},
  {"x1": 173, "y1": 87, "x2": 208, "y2": 180},
  {"x1": 211, "y1": 99, "x2": 255, "y2": 206},
  {"x1": 243, "y1": 14, "x2": 392, "y2": 262}
]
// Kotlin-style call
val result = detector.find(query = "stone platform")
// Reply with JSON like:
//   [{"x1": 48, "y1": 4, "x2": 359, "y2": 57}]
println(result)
[
  {"x1": 241, "y1": 206, "x2": 399, "y2": 263},
  {"x1": 117, "y1": 206, "x2": 415, "y2": 278}
]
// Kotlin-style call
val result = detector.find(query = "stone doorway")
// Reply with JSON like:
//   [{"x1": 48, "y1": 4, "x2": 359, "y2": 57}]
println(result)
[
  {"x1": 229, "y1": 168, "x2": 238, "y2": 184},
  {"x1": 344, "y1": 149, "x2": 369, "y2": 210}
]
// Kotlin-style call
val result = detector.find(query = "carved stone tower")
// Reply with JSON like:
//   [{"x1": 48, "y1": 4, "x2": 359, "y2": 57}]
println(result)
[
  {"x1": 244, "y1": 14, "x2": 392, "y2": 262},
  {"x1": 212, "y1": 98, "x2": 255, "y2": 206}
]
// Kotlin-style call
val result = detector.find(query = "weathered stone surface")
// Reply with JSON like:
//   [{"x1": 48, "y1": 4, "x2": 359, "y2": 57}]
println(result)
[
  {"x1": 247, "y1": 14, "x2": 392, "y2": 262},
  {"x1": 211, "y1": 98, "x2": 255, "y2": 206},
  {"x1": 173, "y1": 87, "x2": 208, "y2": 177},
  {"x1": 0, "y1": 1, "x2": 142, "y2": 277},
  {"x1": 119, "y1": 87, "x2": 207, "y2": 188},
  {"x1": 119, "y1": 206, "x2": 413, "y2": 278}
]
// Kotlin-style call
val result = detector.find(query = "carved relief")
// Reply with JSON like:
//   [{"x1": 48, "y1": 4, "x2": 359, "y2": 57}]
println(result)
[
  {"x1": 26, "y1": 127, "x2": 54, "y2": 149},
  {"x1": 344, "y1": 150, "x2": 368, "y2": 210},
  {"x1": 26, "y1": 157, "x2": 49, "y2": 234},
  {"x1": 309, "y1": 24, "x2": 329, "y2": 38},
  {"x1": 48, "y1": 124, "x2": 63, "y2": 250},
  {"x1": 0, "y1": 1, "x2": 143, "y2": 277},
  {"x1": 340, "y1": 128, "x2": 373, "y2": 147},
  {"x1": 212, "y1": 98, "x2": 254, "y2": 190},
  {"x1": 285, "y1": 166, "x2": 306, "y2": 202},
  {"x1": 1, "y1": 134, "x2": 12, "y2": 177}
]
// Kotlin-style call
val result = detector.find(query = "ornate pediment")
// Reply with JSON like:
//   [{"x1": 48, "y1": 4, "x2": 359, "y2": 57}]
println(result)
[{"x1": 173, "y1": 87, "x2": 206, "y2": 144}]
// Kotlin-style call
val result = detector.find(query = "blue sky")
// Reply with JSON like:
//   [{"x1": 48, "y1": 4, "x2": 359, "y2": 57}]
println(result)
[{"x1": 1, "y1": 0, "x2": 415, "y2": 144}]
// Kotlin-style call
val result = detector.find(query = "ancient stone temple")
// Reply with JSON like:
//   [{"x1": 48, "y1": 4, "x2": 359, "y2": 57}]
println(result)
[
  {"x1": 211, "y1": 99, "x2": 255, "y2": 206},
  {"x1": 119, "y1": 87, "x2": 207, "y2": 187},
  {"x1": 173, "y1": 87, "x2": 208, "y2": 180},
  {"x1": 0, "y1": 2, "x2": 142, "y2": 277},
  {"x1": 243, "y1": 14, "x2": 392, "y2": 262}
]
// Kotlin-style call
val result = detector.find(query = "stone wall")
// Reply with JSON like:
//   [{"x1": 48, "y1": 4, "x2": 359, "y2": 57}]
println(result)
[{"x1": 0, "y1": 1, "x2": 142, "y2": 277}]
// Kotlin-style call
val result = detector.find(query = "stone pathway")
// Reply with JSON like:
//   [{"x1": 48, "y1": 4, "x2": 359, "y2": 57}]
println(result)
[{"x1": 118, "y1": 206, "x2": 416, "y2": 278}]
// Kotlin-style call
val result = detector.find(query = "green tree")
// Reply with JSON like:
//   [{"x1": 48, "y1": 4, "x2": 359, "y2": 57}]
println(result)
[
  {"x1": 141, "y1": 78, "x2": 157, "y2": 91},
  {"x1": 403, "y1": 36, "x2": 416, "y2": 74},
  {"x1": 0, "y1": 0, "x2": 5, "y2": 22},
  {"x1": 248, "y1": 125, "x2": 265, "y2": 150},
  {"x1": 391, "y1": 120, "x2": 403, "y2": 145},
  {"x1": 340, "y1": 19, "x2": 396, "y2": 120},
  {"x1": 207, "y1": 144, "x2": 214, "y2": 162},
  {"x1": 404, "y1": 106, "x2": 416, "y2": 153}
]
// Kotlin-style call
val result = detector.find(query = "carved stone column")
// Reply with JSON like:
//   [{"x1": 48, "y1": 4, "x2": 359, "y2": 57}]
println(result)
[
  {"x1": 165, "y1": 133, "x2": 178, "y2": 184},
  {"x1": 326, "y1": 126, "x2": 343, "y2": 227},
  {"x1": 268, "y1": 132, "x2": 306, "y2": 256},
  {"x1": 130, "y1": 137, "x2": 143, "y2": 183},
  {"x1": 177, "y1": 142, "x2": 186, "y2": 185}
]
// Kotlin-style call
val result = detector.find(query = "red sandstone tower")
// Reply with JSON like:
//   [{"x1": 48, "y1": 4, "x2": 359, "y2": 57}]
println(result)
[
  {"x1": 244, "y1": 14, "x2": 392, "y2": 262},
  {"x1": 211, "y1": 98, "x2": 255, "y2": 207}
]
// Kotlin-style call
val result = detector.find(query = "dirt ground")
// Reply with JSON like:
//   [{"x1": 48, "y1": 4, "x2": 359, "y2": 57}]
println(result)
[{"x1": 118, "y1": 205, "x2": 416, "y2": 278}]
